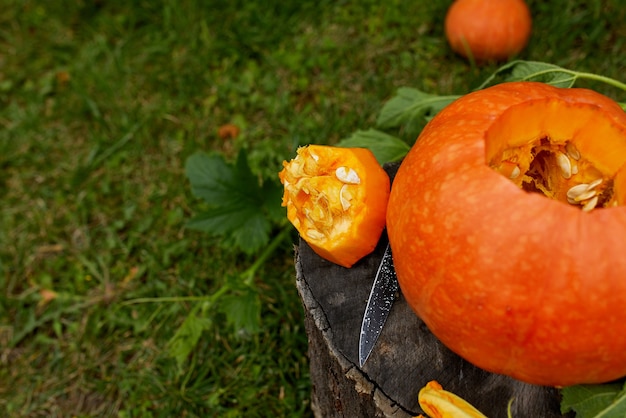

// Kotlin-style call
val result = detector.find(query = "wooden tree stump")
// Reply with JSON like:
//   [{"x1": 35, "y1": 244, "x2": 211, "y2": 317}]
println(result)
[{"x1": 294, "y1": 163, "x2": 571, "y2": 418}]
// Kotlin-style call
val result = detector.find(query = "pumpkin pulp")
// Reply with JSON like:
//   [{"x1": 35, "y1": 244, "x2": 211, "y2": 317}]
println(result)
[
  {"x1": 279, "y1": 145, "x2": 390, "y2": 268},
  {"x1": 486, "y1": 99, "x2": 626, "y2": 210}
]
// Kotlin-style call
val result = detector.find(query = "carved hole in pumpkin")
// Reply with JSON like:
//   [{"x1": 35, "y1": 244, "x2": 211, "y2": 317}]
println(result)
[{"x1": 484, "y1": 99, "x2": 626, "y2": 211}]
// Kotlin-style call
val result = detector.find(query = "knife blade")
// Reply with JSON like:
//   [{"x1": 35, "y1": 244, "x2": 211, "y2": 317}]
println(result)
[{"x1": 358, "y1": 241, "x2": 399, "y2": 367}]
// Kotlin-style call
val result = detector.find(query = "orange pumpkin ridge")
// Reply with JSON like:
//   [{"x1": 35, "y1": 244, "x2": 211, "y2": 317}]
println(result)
[{"x1": 387, "y1": 81, "x2": 626, "y2": 386}]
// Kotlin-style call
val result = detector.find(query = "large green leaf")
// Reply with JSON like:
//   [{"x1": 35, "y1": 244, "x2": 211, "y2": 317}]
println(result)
[
  {"x1": 337, "y1": 129, "x2": 410, "y2": 164},
  {"x1": 561, "y1": 381, "x2": 626, "y2": 417},
  {"x1": 186, "y1": 149, "x2": 256, "y2": 203},
  {"x1": 185, "y1": 150, "x2": 281, "y2": 254},
  {"x1": 186, "y1": 205, "x2": 271, "y2": 254},
  {"x1": 219, "y1": 285, "x2": 261, "y2": 334},
  {"x1": 376, "y1": 87, "x2": 459, "y2": 131},
  {"x1": 167, "y1": 309, "x2": 212, "y2": 371}
]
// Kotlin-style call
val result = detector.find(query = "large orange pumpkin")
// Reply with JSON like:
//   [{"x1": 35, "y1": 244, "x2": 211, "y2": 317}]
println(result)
[
  {"x1": 445, "y1": 0, "x2": 532, "y2": 61},
  {"x1": 280, "y1": 145, "x2": 390, "y2": 268},
  {"x1": 387, "y1": 81, "x2": 626, "y2": 386}
]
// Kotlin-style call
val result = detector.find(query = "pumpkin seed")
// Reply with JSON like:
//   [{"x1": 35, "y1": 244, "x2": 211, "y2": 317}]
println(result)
[
  {"x1": 565, "y1": 179, "x2": 604, "y2": 210},
  {"x1": 497, "y1": 161, "x2": 520, "y2": 179},
  {"x1": 312, "y1": 203, "x2": 327, "y2": 220},
  {"x1": 573, "y1": 189, "x2": 597, "y2": 202},
  {"x1": 303, "y1": 208, "x2": 315, "y2": 224},
  {"x1": 565, "y1": 141, "x2": 581, "y2": 160},
  {"x1": 556, "y1": 152, "x2": 572, "y2": 179},
  {"x1": 509, "y1": 165, "x2": 521, "y2": 179},
  {"x1": 587, "y1": 178, "x2": 603, "y2": 190},
  {"x1": 290, "y1": 160, "x2": 303, "y2": 176},
  {"x1": 335, "y1": 166, "x2": 361, "y2": 184},
  {"x1": 582, "y1": 195, "x2": 599, "y2": 212},
  {"x1": 306, "y1": 229, "x2": 325, "y2": 240},
  {"x1": 566, "y1": 183, "x2": 591, "y2": 200},
  {"x1": 339, "y1": 184, "x2": 352, "y2": 211}
]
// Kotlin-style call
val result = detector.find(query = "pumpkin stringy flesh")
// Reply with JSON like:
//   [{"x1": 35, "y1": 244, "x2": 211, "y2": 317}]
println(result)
[
  {"x1": 486, "y1": 100, "x2": 626, "y2": 211},
  {"x1": 491, "y1": 139, "x2": 616, "y2": 211}
]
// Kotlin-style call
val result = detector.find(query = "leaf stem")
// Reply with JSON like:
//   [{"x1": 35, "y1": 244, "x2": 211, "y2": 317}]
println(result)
[
  {"x1": 241, "y1": 225, "x2": 292, "y2": 285},
  {"x1": 525, "y1": 68, "x2": 626, "y2": 92},
  {"x1": 476, "y1": 60, "x2": 626, "y2": 94},
  {"x1": 121, "y1": 286, "x2": 230, "y2": 306},
  {"x1": 574, "y1": 71, "x2": 626, "y2": 92}
]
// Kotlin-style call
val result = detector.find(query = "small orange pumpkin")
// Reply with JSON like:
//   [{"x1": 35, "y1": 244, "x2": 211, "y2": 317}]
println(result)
[
  {"x1": 387, "y1": 81, "x2": 626, "y2": 386},
  {"x1": 445, "y1": 0, "x2": 532, "y2": 61},
  {"x1": 280, "y1": 145, "x2": 390, "y2": 268}
]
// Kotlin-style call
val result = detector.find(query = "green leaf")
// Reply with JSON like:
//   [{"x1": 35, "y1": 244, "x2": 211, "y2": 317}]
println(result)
[
  {"x1": 262, "y1": 178, "x2": 286, "y2": 224},
  {"x1": 477, "y1": 60, "x2": 626, "y2": 94},
  {"x1": 185, "y1": 150, "x2": 281, "y2": 254},
  {"x1": 167, "y1": 309, "x2": 211, "y2": 370},
  {"x1": 185, "y1": 149, "x2": 252, "y2": 203},
  {"x1": 478, "y1": 60, "x2": 578, "y2": 89},
  {"x1": 337, "y1": 129, "x2": 410, "y2": 164},
  {"x1": 376, "y1": 87, "x2": 459, "y2": 131},
  {"x1": 219, "y1": 286, "x2": 261, "y2": 335},
  {"x1": 561, "y1": 381, "x2": 626, "y2": 417},
  {"x1": 187, "y1": 206, "x2": 271, "y2": 253}
]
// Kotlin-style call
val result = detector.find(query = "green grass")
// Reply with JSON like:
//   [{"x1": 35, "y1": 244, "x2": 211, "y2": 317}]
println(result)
[{"x1": 0, "y1": 0, "x2": 624, "y2": 416}]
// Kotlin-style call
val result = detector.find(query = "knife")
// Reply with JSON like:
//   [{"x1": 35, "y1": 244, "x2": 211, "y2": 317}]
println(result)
[{"x1": 358, "y1": 241, "x2": 399, "y2": 367}]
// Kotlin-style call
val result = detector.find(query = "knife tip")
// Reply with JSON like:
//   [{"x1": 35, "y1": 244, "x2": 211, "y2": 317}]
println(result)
[{"x1": 358, "y1": 350, "x2": 368, "y2": 368}]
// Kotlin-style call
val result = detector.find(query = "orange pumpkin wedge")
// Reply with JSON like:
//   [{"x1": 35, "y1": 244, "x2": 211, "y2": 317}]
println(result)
[
  {"x1": 280, "y1": 145, "x2": 390, "y2": 268},
  {"x1": 387, "y1": 81, "x2": 626, "y2": 386}
]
